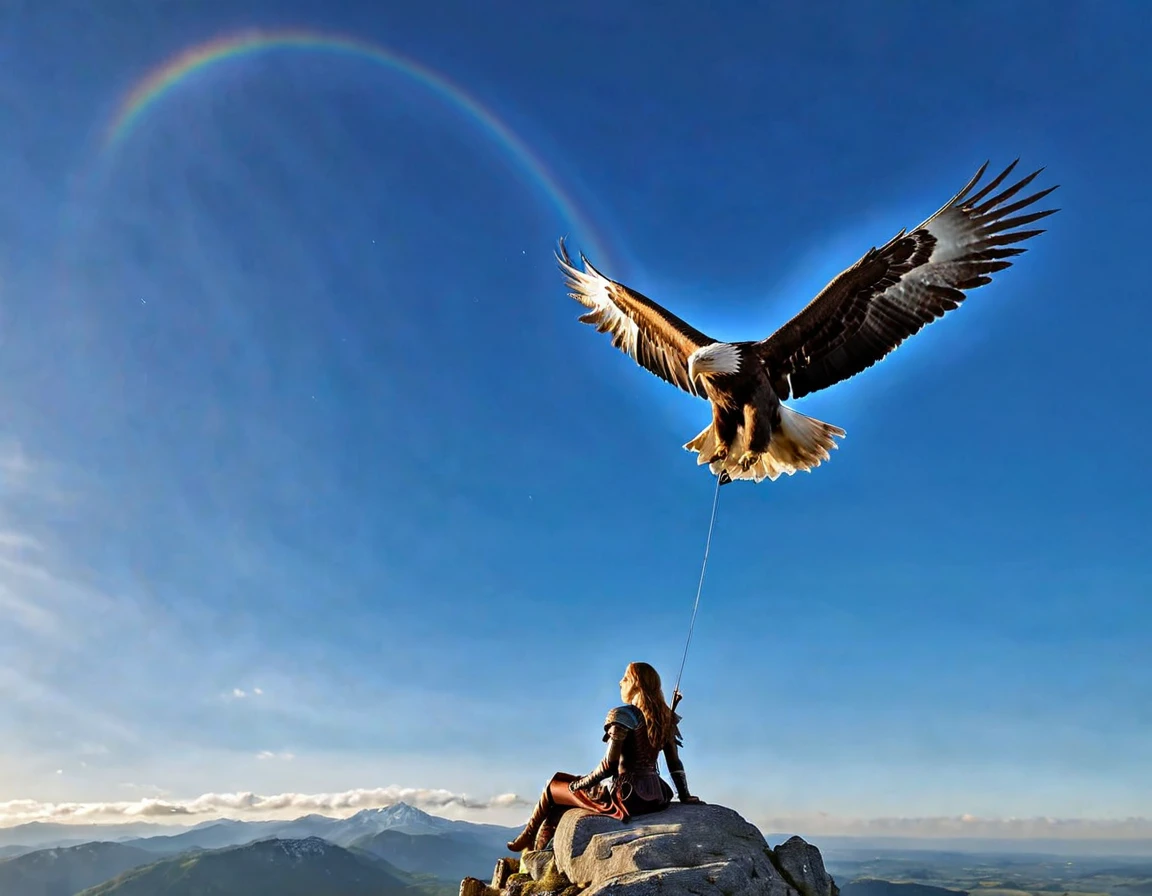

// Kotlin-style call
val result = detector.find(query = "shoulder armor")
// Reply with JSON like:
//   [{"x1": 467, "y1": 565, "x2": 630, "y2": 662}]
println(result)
[{"x1": 602, "y1": 704, "x2": 642, "y2": 740}]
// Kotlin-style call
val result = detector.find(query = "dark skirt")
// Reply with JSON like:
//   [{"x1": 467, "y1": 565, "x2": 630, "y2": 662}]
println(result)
[{"x1": 546, "y1": 771, "x2": 673, "y2": 822}]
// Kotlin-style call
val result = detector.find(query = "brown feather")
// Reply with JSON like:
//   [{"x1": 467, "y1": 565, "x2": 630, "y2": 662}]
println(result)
[
  {"x1": 556, "y1": 238, "x2": 717, "y2": 398},
  {"x1": 756, "y1": 162, "x2": 1060, "y2": 399}
]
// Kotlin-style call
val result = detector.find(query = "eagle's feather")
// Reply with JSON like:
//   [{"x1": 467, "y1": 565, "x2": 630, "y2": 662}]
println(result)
[
  {"x1": 756, "y1": 160, "x2": 1059, "y2": 399},
  {"x1": 556, "y1": 239, "x2": 717, "y2": 398}
]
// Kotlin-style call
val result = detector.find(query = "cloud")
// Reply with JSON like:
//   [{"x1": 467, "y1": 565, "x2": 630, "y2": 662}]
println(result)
[
  {"x1": 255, "y1": 750, "x2": 294, "y2": 761},
  {"x1": 225, "y1": 687, "x2": 264, "y2": 700},
  {"x1": 0, "y1": 440, "x2": 73, "y2": 504},
  {"x1": 0, "y1": 447, "x2": 126, "y2": 643},
  {"x1": 0, "y1": 531, "x2": 41, "y2": 551},
  {"x1": 0, "y1": 786, "x2": 527, "y2": 824},
  {"x1": 754, "y1": 811, "x2": 1152, "y2": 840},
  {"x1": 0, "y1": 575, "x2": 59, "y2": 634},
  {"x1": 0, "y1": 666, "x2": 139, "y2": 745}
]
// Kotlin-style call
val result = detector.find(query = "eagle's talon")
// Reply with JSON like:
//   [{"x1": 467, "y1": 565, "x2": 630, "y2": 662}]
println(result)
[
  {"x1": 737, "y1": 451, "x2": 758, "y2": 471},
  {"x1": 704, "y1": 446, "x2": 729, "y2": 464}
]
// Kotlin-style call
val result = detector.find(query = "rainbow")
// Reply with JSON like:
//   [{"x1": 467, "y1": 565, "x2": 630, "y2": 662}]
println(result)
[{"x1": 103, "y1": 27, "x2": 615, "y2": 268}]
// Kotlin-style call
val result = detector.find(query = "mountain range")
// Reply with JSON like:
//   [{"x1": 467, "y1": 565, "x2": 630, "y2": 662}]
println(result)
[
  {"x1": 122, "y1": 801, "x2": 516, "y2": 859},
  {"x1": 77, "y1": 836, "x2": 437, "y2": 896},
  {"x1": 0, "y1": 841, "x2": 158, "y2": 896},
  {"x1": 5, "y1": 802, "x2": 1150, "y2": 896},
  {"x1": 351, "y1": 827, "x2": 506, "y2": 882},
  {"x1": 0, "y1": 803, "x2": 514, "y2": 896}
]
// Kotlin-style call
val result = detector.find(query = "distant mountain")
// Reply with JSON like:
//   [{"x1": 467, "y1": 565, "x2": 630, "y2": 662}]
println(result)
[
  {"x1": 0, "y1": 821, "x2": 183, "y2": 850},
  {"x1": 125, "y1": 801, "x2": 518, "y2": 854},
  {"x1": 125, "y1": 818, "x2": 287, "y2": 855},
  {"x1": 0, "y1": 844, "x2": 33, "y2": 859},
  {"x1": 0, "y1": 803, "x2": 519, "y2": 891},
  {"x1": 77, "y1": 836, "x2": 429, "y2": 896},
  {"x1": 351, "y1": 828, "x2": 501, "y2": 881},
  {"x1": 0, "y1": 841, "x2": 156, "y2": 896},
  {"x1": 841, "y1": 880, "x2": 968, "y2": 896},
  {"x1": 326, "y1": 802, "x2": 461, "y2": 842}
]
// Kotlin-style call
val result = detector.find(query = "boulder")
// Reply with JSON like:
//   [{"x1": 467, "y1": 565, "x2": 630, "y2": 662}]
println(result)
[
  {"x1": 522, "y1": 850, "x2": 558, "y2": 881},
  {"x1": 772, "y1": 836, "x2": 839, "y2": 896},
  {"x1": 550, "y1": 802, "x2": 832, "y2": 896},
  {"x1": 463, "y1": 803, "x2": 836, "y2": 896}
]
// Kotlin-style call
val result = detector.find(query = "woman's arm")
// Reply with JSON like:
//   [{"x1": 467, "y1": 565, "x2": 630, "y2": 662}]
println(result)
[
  {"x1": 569, "y1": 723, "x2": 628, "y2": 792},
  {"x1": 663, "y1": 725, "x2": 702, "y2": 803}
]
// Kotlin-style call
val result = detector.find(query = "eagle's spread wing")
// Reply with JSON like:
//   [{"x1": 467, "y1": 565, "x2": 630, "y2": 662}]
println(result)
[
  {"x1": 556, "y1": 238, "x2": 717, "y2": 398},
  {"x1": 756, "y1": 161, "x2": 1059, "y2": 400}
]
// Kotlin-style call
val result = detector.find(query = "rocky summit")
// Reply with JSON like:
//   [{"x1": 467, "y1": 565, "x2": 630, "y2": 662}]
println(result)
[{"x1": 459, "y1": 802, "x2": 838, "y2": 896}]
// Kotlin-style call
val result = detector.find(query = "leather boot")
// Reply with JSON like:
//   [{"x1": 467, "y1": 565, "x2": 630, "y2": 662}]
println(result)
[
  {"x1": 506, "y1": 787, "x2": 552, "y2": 852},
  {"x1": 534, "y1": 818, "x2": 558, "y2": 851}
]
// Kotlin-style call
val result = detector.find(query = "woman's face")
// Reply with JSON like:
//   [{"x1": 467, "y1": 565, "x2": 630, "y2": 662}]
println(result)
[{"x1": 620, "y1": 672, "x2": 635, "y2": 702}]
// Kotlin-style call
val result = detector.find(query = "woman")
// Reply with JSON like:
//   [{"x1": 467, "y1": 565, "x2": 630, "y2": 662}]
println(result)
[{"x1": 506, "y1": 661, "x2": 702, "y2": 853}]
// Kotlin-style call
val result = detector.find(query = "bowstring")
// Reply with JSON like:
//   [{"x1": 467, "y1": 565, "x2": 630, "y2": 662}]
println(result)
[{"x1": 671, "y1": 472, "x2": 724, "y2": 708}]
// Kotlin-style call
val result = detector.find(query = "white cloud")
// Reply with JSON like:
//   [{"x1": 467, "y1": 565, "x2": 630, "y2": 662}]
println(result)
[
  {"x1": 0, "y1": 666, "x2": 139, "y2": 745},
  {"x1": 0, "y1": 531, "x2": 41, "y2": 551},
  {"x1": 0, "y1": 576, "x2": 59, "y2": 635},
  {"x1": 225, "y1": 687, "x2": 264, "y2": 701},
  {"x1": 0, "y1": 447, "x2": 127, "y2": 643},
  {"x1": 0, "y1": 786, "x2": 527, "y2": 824}
]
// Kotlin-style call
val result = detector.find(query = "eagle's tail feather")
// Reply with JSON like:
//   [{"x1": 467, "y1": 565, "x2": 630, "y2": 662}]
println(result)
[
  {"x1": 684, "y1": 406, "x2": 845, "y2": 484},
  {"x1": 684, "y1": 426, "x2": 722, "y2": 462}
]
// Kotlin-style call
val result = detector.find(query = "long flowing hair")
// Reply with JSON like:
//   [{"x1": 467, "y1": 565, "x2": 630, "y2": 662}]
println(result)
[{"x1": 625, "y1": 662, "x2": 675, "y2": 747}]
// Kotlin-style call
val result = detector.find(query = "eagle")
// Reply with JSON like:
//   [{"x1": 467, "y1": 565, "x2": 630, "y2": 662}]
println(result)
[{"x1": 556, "y1": 159, "x2": 1058, "y2": 484}]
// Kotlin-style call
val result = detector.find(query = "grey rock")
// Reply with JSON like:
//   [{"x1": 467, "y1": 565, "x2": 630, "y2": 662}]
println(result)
[
  {"x1": 521, "y1": 848, "x2": 557, "y2": 881},
  {"x1": 494, "y1": 856, "x2": 522, "y2": 888},
  {"x1": 553, "y1": 803, "x2": 805, "y2": 896},
  {"x1": 771, "y1": 836, "x2": 838, "y2": 896}
]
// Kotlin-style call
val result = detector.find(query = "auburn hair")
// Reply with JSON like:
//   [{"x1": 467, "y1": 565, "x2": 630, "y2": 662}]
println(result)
[{"x1": 625, "y1": 662, "x2": 675, "y2": 747}]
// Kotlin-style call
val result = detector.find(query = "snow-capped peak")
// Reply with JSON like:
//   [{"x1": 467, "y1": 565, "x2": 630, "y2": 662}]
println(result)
[{"x1": 328, "y1": 802, "x2": 456, "y2": 839}]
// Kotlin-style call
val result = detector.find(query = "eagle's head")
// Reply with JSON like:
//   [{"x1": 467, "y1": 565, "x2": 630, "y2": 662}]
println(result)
[{"x1": 688, "y1": 343, "x2": 742, "y2": 382}]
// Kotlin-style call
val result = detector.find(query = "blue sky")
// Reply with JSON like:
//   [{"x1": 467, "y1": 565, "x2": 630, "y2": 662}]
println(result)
[{"x1": 1, "y1": 0, "x2": 1149, "y2": 840}]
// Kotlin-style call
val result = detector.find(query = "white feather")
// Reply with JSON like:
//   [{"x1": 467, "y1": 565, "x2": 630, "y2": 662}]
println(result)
[
  {"x1": 924, "y1": 209, "x2": 977, "y2": 265},
  {"x1": 559, "y1": 257, "x2": 640, "y2": 361}
]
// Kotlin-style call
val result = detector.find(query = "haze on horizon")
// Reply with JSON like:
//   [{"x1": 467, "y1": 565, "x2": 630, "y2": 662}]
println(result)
[{"x1": 1, "y1": 0, "x2": 1148, "y2": 851}]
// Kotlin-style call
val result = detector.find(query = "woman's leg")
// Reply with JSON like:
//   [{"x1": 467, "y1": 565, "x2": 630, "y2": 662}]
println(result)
[
  {"x1": 506, "y1": 772, "x2": 612, "y2": 852},
  {"x1": 506, "y1": 783, "x2": 555, "y2": 852}
]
